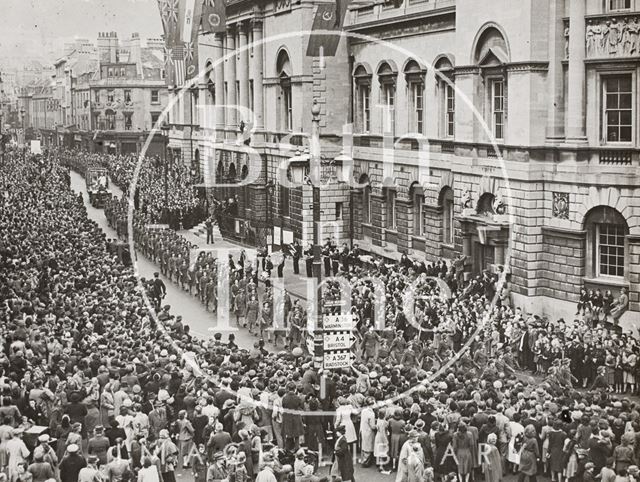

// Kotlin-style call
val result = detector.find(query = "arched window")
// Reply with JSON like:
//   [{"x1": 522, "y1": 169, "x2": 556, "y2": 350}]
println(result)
[
  {"x1": 584, "y1": 206, "x2": 629, "y2": 279},
  {"x1": 439, "y1": 187, "x2": 455, "y2": 244},
  {"x1": 474, "y1": 26, "x2": 509, "y2": 141},
  {"x1": 410, "y1": 183, "x2": 424, "y2": 236},
  {"x1": 354, "y1": 65, "x2": 372, "y2": 133},
  {"x1": 377, "y1": 62, "x2": 397, "y2": 135},
  {"x1": 435, "y1": 57, "x2": 455, "y2": 138},
  {"x1": 477, "y1": 193, "x2": 495, "y2": 217},
  {"x1": 404, "y1": 59, "x2": 427, "y2": 134},
  {"x1": 276, "y1": 50, "x2": 293, "y2": 131}
]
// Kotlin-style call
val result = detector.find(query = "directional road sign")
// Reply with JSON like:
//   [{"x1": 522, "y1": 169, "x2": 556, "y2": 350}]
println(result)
[
  {"x1": 322, "y1": 314, "x2": 352, "y2": 331},
  {"x1": 323, "y1": 350, "x2": 357, "y2": 370},
  {"x1": 323, "y1": 332, "x2": 356, "y2": 351}
]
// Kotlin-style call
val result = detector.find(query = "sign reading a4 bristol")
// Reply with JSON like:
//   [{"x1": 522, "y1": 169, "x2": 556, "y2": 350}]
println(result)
[{"x1": 322, "y1": 314, "x2": 355, "y2": 369}]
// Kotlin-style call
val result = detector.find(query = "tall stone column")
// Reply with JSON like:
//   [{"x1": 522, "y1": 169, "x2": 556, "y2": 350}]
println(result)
[
  {"x1": 566, "y1": 0, "x2": 587, "y2": 143},
  {"x1": 545, "y1": 0, "x2": 565, "y2": 143},
  {"x1": 225, "y1": 25, "x2": 238, "y2": 130},
  {"x1": 237, "y1": 22, "x2": 249, "y2": 122},
  {"x1": 213, "y1": 33, "x2": 225, "y2": 132},
  {"x1": 251, "y1": 18, "x2": 264, "y2": 129}
]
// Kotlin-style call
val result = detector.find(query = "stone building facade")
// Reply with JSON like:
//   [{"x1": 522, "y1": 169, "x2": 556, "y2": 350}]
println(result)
[{"x1": 345, "y1": 0, "x2": 640, "y2": 321}]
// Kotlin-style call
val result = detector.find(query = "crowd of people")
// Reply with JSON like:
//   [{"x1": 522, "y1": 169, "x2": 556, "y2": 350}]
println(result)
[
  {"x1": 3, "y1": 148, "x2": 640, "y2": 482},
  {"x1": 58, "y1": 149, "x2": 205, "y2": 229}
]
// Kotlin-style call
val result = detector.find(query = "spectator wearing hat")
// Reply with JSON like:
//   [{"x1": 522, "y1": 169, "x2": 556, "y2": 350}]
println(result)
[
  {"x1": 87, "y1": 426, "x2": 110, "y2": 466},
  {"x1": 332, "y1": 425, "x2": 354, "y2": 482},
  {"x1": 373, "y1": 410, "x2": 390, "y2": 474},
  {"x1": 175, "y1": 410, "x2": 194, "y2": 469},
  {"x1": 148, "y1": 403, "x2": 167, "y2": 442},
  {"x1": 77, "y1": 455, "x2": 101, "y2": 482},
  {"x1": 59, "y1": 444, "x2": 86, "y2": 482},
  {"x1": 359, "y1": 398, "x2": 376, "y2": 468},
  {"x1": 206, "y1": 452, "x2": 228, "y2": 482},
  {"x1": 33, "y1": 435, "x2": 57, "y2": 470},
  {"x1": 154, "y1": 430, "x2": 178, "y2": 482},
  {"x1": 281, "y1": 383, "x2": 304, "y2": 451},
  {"x1": 27, "y1": 451, "x2": 55, "y2": 482}
]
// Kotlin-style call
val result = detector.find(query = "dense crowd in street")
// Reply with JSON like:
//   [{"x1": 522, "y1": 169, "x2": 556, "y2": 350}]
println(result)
[{"x1": 2, "y1": 149, "x2": 640, "y2": 482}]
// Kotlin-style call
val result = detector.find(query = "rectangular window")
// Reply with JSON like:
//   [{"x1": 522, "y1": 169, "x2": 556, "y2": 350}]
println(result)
[
  {"x1": 249, "y1": 80, "x2": 254, "y2": 114},
  {"x1": 151, "y1": 90, "x2": 159, "y2": 104},
  {"x1": 358, "y1": 85, "x2": 371, "y2": 133},
  {"x1": 446, "y1": 83, "x2": 455, "y2": 137},
  {"x1": 382, "y1": 83, "x2": 395, "y2": 134},
  {"x1": 124, "y1": 113, "x2": 132, "y2": 130},
  {"x1": 409, "y1": 81, "x2": 424, "y2": 134},
  {"x1": 282, "y1": 84, "x2": 292, "y2": 131},
  {"x1": 120, "y1": 67, "x2": 126, "y2": 77},
  {"x1": 608, "y1": 0, "x2": 631, "y2": 11},
  {"x1": 386, "y1": 190, "x2": 396, "y2": 231},
  {"x1": 106, "y1": 112, "x2": 116, "y2": 130},
  {"x1": 107, "y1": 90, "x2": 115, "y2": 103},
  {"x1": 597, "y1": 224, "x2": 626, "y2": 277},
  {"x1": 108, "y1": 68, "x2": 114, "y2": 77},
  {"x1": 491, "y1": 79, "x2": 505, "y2": 140},
  {"x1": 336, "y1": 202, "x2": 343, "y2": 221},
  {"x1": 124, "y1": 90, "x2": 132, "y2": 103},
  {"x1": 603, "y1": 74, "x2": 633, "y2": 143},
  {"x1": 151, "y1": 112, "x2": 160, "y2": 126}
]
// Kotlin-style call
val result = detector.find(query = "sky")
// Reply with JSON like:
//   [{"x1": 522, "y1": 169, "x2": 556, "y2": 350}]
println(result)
[{"x1": 0, "y1": 0, "x2": 163, "y2": 63}]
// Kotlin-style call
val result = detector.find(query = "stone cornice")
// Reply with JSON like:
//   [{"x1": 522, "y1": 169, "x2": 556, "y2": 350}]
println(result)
[
  {"x1": 505, "y1": 61, "x2": 549, "y2": 73},
  {"x1": 541, "y1": 226, "x2": 586, "y2": 240}
]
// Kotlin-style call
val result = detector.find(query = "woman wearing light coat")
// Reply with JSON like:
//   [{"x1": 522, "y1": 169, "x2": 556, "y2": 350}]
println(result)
[
  {"x1": 334, "y1": 398, "x2": 357, "y2": 445},
  {"x1": 359, "y1": 400, "x2": 376, "y2": 466}
]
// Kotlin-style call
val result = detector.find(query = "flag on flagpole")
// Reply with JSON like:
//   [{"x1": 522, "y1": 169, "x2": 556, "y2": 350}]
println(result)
[
  {"x1": 184, "y1": 0, "x2": 202, "y2": 79},
  {"x1": 306, "y1": 2, "x2": 342, "y2": 57},
  {"x1": 181, "y1": 0, "x2": 197, "y2": 43},
  {"x1": 172, "y1": 43, "x2": 186, "y2": 86},
  {"x1": 201, "y1": 0, "x2": 226, "y2": 34}
]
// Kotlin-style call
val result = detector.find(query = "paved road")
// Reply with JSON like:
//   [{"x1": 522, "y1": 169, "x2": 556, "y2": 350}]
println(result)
[{"x1": 69, "y1": 171, "x2": 264, "y2": 351}]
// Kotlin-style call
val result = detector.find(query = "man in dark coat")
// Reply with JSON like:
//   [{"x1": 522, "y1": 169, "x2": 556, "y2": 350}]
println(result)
[
  {"x1": 281, "y1": 382, "x2": 304, "y2": 451},
  {"x1": 59, "y1": 444, "x2": 87, "y2": 482},
  {"x1": 333, "y1": 425, "x2": 354, "y2": 482}
]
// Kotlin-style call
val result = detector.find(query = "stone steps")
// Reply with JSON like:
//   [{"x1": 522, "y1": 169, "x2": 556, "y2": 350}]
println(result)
[{"x1": 189, "y1": 221, "x2": 223, "y2": 242}]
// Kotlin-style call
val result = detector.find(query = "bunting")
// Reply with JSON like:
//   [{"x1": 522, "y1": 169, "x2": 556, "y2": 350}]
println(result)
[{"x1": 201, "y1": 0, "x2": 227, "y2": 34}]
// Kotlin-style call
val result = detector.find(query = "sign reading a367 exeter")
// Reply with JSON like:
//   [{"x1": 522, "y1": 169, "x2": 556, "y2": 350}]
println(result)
[{"x1": 322, "y1": 314, "x2": 352, "y2": 331}]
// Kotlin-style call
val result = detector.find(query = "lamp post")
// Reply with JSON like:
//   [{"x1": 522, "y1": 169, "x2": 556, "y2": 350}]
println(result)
[
  {"x1": 20, "y1": 107, "x2": 25, "y2": 161},
  {"x1": 265, "y1": 179, "x2": 275, "y2": 248},
  {"x1": 160, "y1": 121, "x2": 170, "y2": 222},
  {"x1": 310, "y1": 101, "x2": 324, "y2": 375}
]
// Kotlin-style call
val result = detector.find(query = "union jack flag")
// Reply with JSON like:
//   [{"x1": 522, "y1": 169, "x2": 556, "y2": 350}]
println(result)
[
  {"x1": 163, "y1": 0, "x2": 179, "y2": 24},
  {"x1": 184, "y1": 41, "x2": 195, "y2": 62}
]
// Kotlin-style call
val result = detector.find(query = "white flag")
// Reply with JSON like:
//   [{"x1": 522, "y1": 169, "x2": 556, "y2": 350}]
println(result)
[{"x1": 181, "y1": 0, "x2": 197, "y2": 43}]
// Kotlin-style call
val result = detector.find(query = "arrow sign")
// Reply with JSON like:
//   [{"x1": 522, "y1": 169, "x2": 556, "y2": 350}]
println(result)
[
  {"x1": 323, "y1": 351, "x2": 356, "y2": 370},
  {"x1": 323, "y1": 332, "x2": 356, "y2": 351},
  {"x1": 322, "y1": 314, "x2": 353, "y2": 331}
]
